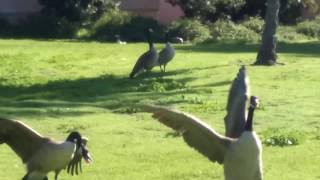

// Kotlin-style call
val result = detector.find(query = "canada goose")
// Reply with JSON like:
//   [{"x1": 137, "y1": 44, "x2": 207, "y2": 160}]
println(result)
[
  {"x1": 115, "y1": 34, "x2": 127, "y2": 45},
  {"x1": 158, "y1": 32, "x2": 175, "y2": 72},
  {"x1": 143, "y1": 66, "x2": 263, "y2": 180},
  {"x1": 129, "y1": 28, "x2": 158, "y2": 79},
  {"x1": 0, "y1": 118, "x2": 92, "y2": 180}
]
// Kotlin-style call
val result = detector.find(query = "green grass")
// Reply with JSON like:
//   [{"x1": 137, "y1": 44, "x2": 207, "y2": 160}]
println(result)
[{"x1": 0, "y1": 39, "x2": 320, "y2": 180}]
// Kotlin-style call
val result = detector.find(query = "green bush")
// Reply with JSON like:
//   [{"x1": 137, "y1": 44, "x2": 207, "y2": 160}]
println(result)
[
  {"x1": 91, "y1": 10, "x2": 164, "y2": 41},
  {"x1": 241, "y1": 16, "x2": 264, "y2": 33},
  {"x1": 296, "y1": 16, "x2": 320, "y2": 39},
  {"x1": 121, "y1": 16, "x2": 165, "y2": 42},
  {"x1": 0, "y1": 16, "x2": 78, "y2": 38},
  {"x1": 209, "y1": 19, "x2": 260, "y2": 42},
  {"x1": 91, "y1": 10, "x2": 131, "y2": 40},
  {"x1": 169, "y1": 19, "x2": 211, "y2": 43},
  {"x1": 0, "y1": 18, "x2": 10, "y2": 29},
  {"x1": 277, "y1": 26, "x2": 313, "y2": 42}
]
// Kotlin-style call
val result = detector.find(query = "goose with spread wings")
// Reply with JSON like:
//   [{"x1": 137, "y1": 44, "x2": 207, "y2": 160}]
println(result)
[
  {"x1": 0, "y1": 118, "x2": 92, "y2": 180},
  {"x1": 143, "y1": 66, "x2": 263, "y2": 180}
]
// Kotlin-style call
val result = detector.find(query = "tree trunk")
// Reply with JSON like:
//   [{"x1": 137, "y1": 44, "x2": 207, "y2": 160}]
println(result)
[{"x1": 255, "y1": 0, "x2": 280, "y2": 65}]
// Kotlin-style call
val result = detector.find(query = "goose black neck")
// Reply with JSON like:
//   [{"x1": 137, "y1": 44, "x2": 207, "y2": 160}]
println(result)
[
  {"x1": 165, "y1": 33, "x2": 169, "y2": 43},
  {"x1": 148, "y1": 40, "x2": 154, "y2": 49},
  {"x1": 245, "y1": 106, "x2": 255, "y2": 131},
  {"x1": 147, "y1": 32, "x2": 153, "y2": 49}
]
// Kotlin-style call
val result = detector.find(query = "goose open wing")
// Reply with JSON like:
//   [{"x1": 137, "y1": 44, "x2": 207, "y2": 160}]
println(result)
[
  {"x1": 143, "y1": 105, "x2": 234, "y2": 164},
  {"x1": 0, "y1": 118, "x2": 48, "y2": 163},
  {"x1": 224, "y1": 66, "x2": 250, "y2": 138}
]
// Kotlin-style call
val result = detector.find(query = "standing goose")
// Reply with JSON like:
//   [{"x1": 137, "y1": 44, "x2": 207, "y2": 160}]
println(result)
[
  {"x1": 158, "y1": 32, "x2": 175, "y2": 72},
  {"x1": 129, "y1": 28, "x2": 158, "y2": 79},
  {"x1": 0, "y1": 118, "x2": 92, "y2": 180},
  {"x1": 143, "y1": 66, "x2": 263, "y2": 180}
]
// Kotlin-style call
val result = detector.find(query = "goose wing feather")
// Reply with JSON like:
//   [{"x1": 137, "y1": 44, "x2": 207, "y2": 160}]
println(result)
[
  {"x1": 143, "y1": 105, "x2": 235, "y2": 164},
  {"x1": 0, "y1": 118, "x2": 48, "y2": 163},
  {"x1": 224, "y1": 66, "x2": 250, "y2": 138}
]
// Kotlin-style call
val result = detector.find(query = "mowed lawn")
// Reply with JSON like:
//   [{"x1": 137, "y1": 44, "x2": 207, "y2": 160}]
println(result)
[{"x1": 0, "y1": 39, "x2": 319, "y2": 180}]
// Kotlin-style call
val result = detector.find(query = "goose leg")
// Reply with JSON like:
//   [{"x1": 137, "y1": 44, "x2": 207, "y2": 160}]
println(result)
[
  {"x1": 160, "y1": 65, "x2": 164, "y2": 72},
  {"x1": 163, "y1": 65, "x2": 167, "y2": 72},
  {"x1": 54, "y1": 170, "x2": 61, "y2": 180}
]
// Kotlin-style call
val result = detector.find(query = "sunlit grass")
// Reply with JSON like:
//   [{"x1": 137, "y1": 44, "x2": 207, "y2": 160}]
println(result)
[{"x1": 0, "y1": 39, "x2": 319, "y2": 179}]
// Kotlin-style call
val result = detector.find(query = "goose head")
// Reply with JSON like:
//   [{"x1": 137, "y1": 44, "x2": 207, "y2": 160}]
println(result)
[
  {"x1": 244, "y1": 96, "x2": 260, "y2": 132},
  {"x1": 66, "y1": 131, "x2": 92, "y2": 164},
  {"x1": 250, "y1": 96, "x2": 260, "y2": 108}
]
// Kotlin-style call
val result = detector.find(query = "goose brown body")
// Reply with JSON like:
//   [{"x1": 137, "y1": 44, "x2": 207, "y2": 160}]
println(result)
[{"x1": 0, "y1": 118, "x2": 92, "y2": 180}]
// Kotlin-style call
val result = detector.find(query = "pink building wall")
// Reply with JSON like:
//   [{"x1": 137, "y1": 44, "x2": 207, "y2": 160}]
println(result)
[
  {"x1": 156, "y1": 0, "x2": 184, "y2": 24},
  {"x1": 0, "y1": 0, "x2": 41, "y2": 22},
  {"x1": 0, "y1": 0, "x2": 41, "y2": 13},
  {"x1": 120, "y1": 0, "x2": 184, "y2": 25},
  {"x1": 0, "y1": 0, "x2": 184, "y2": 24}
]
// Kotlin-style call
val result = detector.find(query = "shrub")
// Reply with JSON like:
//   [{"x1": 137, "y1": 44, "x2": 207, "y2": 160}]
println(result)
[
  {"x1": 296, "y1": 16, "x2": 320, "y2": 39},
  {"x1": 209, "y1": 19, "x2": 260, "y2": 42},
  {"x1": 169, "y1": 19, "x2": 211, "y2": 43},
  {"x1": 277, "y1": 25, "x2": 312, "y2": 42},
  {"x1": 0, "y1": 16, "x2": 78, "y2": 38},
  {"x1": 91, "y1": 10, "x2": 131, "y2": 40},
  {"x1": 241, "y1": 16, "x2": 264, "y2": 33},
  {"x1": 39, "y1": 0, "x2": 113, "y2": 23},
  {"x1": 121, "y1": 16, "x2": 165, "y2": 42},
  {"x1": 0, "y1": 18, "x2": 10, "y2": 29},
  {"x1": 91, "y1": 10, "x2": 164, "y2": 41}
]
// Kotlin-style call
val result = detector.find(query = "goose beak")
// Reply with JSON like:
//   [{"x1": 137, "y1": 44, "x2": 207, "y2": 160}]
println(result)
[
  {"x1": 250, "y1": 96, "x2": 260, "y2": 108},
  {"x1": 81, "y1": 146, "x2": 93, "y2": 164}
]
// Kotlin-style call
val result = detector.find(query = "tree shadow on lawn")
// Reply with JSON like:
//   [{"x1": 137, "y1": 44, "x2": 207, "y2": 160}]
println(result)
[
  {"x1": 175, "y1": 41, "x2": 320, "y2": 57},
  {"x1": 0, "y1": 64, "x2": 233, "y2": 118},
  {"x1": 0, "y1": 69, "x2": 198, "y2": 117}
]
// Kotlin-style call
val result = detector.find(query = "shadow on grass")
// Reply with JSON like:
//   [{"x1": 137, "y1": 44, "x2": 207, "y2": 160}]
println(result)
[
  {"x1": 0, "y1": 70, "x2": 194, "y2": 117},
  {"x1": 0, "y1": 62, "x2": 233, "y2": 118},
  {"x1": 175, "y1": 41, "x2": 320, "y2": 57}
]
